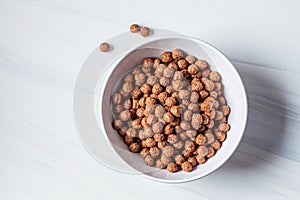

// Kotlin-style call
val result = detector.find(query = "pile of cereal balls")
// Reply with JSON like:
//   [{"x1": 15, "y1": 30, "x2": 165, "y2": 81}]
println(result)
[{"x1": 111, "y1": 49, "x2": 231, "y2": 173}]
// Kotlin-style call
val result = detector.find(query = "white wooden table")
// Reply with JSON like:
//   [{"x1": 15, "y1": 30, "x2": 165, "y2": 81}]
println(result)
[{"x1": 1, "y1": 0, "x2": 300, "y2": 199}]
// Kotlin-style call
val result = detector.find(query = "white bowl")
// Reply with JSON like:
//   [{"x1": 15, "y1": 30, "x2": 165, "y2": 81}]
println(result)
[{"x1": 73, "y1": 29, "x2": 248, "y2": 183}]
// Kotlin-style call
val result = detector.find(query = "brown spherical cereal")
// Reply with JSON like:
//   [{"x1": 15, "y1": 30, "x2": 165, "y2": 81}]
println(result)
[
  {"x1": 149, "y1": 146, "x2": 161, "y2": 158},
  {"x1": 140, "y1": 148, "x2": 149, "y2": 159},
  {"x1": 173, "y1": 140, "x2": 184, "y2": 149},
  {"x1": 178, "y1": 90, "x2": 190, "y2": 100},
  {"x1": 172, "y1": 49, "x2": 184, "y2": 60},
  {"x1": 164, "y1": 124, "x2": 174, "y2": 135},
  {"x1": 163, "y1": 112, "x2": 174, "y2": 123},
  {"x1": 129, "y1": 142, "x2": 141, "y2": 153},
  {"x1": 219, "y1": 123, "x2": 230, "y2": 132},
  {"x1": 170, "y1": 105, "x2": 182, "y2": 117},
  {"x1": 165, "y1": 96, "x2": 177, "y2": 107},
  {"x1": 163, "y1": 67, "x2": 175, "y2": 78},
  {"x1": 195, "y1": 59, "x2": 208, "y2": 70},
  {"x1": 99, "y1": 42, "x2": 110, "y2": 52},
  {"x1": 195, "y1": 134, "x2": 206, "y2": 145},
  {"x1": 196, "y1": 155, "x2": 206, "y2": 164},
  {"x1": 185, "y1": 55, "x2": 196, "y2": 64},
  {"x1": 206, "y1": 147, "x2": 215, "y2": 158},
  {"x1": 161, "y1": 51, "x2": 172, "y2": 63},
  {"x1": 120, "y1": 110, "x2": 131, "y2": 121},
  {"x1": 167, "y1": 134, "x2": 179, "y2": 144},
  {"x1": 177, "y1": 59, "x2": 188, "y2": 69},
  {"x1": 167, "y1": 162, "x2": 179, "y2": 173},
  {"x1": 130, "y1": 24, "x2": 140, "y2": 33},
  {"x1": 216, "y1": 131, "x2": 226, "y2": 142},
  {"x1": 188, "y1": 64, "x2": 199, "y2": 75},
  {"x1": 180, "y1": 121, "x2": 191, "y2": 131},
  {"x1": 181, "y1": 161, "x2": 193, "y2": 172},
  {"x1": 196, "y1": 146, "x2": 209, "y2": 157},
  {"x1": 145, "y1": 155, "x2": 155, "y2": 166},
  {"x1": 157, "y1": 141, "x2": 167, "y2": 149},
  {"x1": 212, "y1": 140, "x2": 221, "y2": 150},
  {"x1": 188, "y1": 157, "x2": 197, "y2": 167},
  {"x1": 153, "y1": 122, "x2": 164, "y2": 134},
  {"x1": 140, "y1": 26, "x2": 150, "y2": 37},
  {"x1": 221, "y1": 105, "x2": 231, "y2": 116},
  {"x1": 162, "y1": 145, "x2": 175, "y2": 157},
  {"x1": 154, "y1": 133, "x2": 165, "y2": 142},
  {"x1": 112, "y1": 119, "x2": 123, "y2": 130},
  {"x1": 190, "y1": 92, "x2": 200, "y2": 103}
]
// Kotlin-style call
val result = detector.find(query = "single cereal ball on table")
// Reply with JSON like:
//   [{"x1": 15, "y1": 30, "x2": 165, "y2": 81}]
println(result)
[
  {"x1": 172, "y1": 80, "x2": 185, "y2": 91},
  {"x1": 181, "y1": 161, "x2": 193, "y2": 172},
  {"x1": 183, "y1": 110, "x2": 192, "y2": 121},
  {"x1": 126, "y1": 128, "x2": 137, "y2": 138},
  {"x1": 188, "y1": 103, "x2": 199, "y2": 112},
  {"x1": 123, "y1": 99, "x2": 132, "y2": 109},
  {"x1": 134, "y1": 73, "x2": 146, "y2": 86},
  {"x1": 167, "y1": 162, "x2": 179, "y2": 173},
  {"x1": 99, "y1": 42, "x2": 110, "y2": 52},
  {"x1": 185, "y1": 130, "x2": 197, "y2": 139},
  {"x1": 160, "y1": 154, "x2": 172, "y2": 165},
  {"x1": 161, "y1": 51, "x2": 173, "y2": 63},
  {"x1": 178, "y1": 90, "x2": 190, "y2": 100},
  {"x1": 124, "y1": 135, "x2": 134, "y2": 145},
  {"x1": 221, "y1": 105, "x2": 231, "y2": 116},
  {"x1": 165, "y1": 85, "x2": 174, "y2": 94},
  {"x1": 130, "y1": 24, "x2": 140, "y2": 33},
  {"x1": 140, "y1": 26, "x2": 150, "y2": 37},
  {"x1": 145, "y1": 137, "x2": 156, "y2": 148},
  {"x1": 185, "y1": 140, "x2": 196, "y2": 153},
  {"x1": 191, "y1": 113, "x2": 202, "y2": 129},
  {"x1": 174, "y1": 155, "x2": 185, "y2": 165}
]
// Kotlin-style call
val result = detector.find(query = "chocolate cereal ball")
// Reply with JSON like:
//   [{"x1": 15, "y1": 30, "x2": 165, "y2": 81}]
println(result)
[
  {"x1": 181, "y1": 161, "x2": 193, "y2": 172},
  {"x1": 130, "y1": 24, "x2": 140, "y2": 33},
  {"x1": 140, "y1": 26, "x2": 150, "y2": 37},
  {"x1": 167, "y1": 162, "x2": 179, "y2": 173},
  {"x1": 99, "y1": 42, "x2": 110, "y2": 52}
]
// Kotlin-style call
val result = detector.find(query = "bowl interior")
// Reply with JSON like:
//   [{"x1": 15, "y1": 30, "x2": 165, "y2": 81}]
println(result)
[{"x1": 102, "y1": 37, "x2": 247, "y2": 182}]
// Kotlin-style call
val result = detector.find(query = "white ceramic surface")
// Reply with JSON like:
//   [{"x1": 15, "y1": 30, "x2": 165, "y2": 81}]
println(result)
[{"x1": 1, "y1": 0, "x2": 300, "y2": 199}]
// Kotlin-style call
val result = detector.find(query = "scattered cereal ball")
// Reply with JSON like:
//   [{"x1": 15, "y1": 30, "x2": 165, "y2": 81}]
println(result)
[
  {"x1": 173, "y1": 140, "x2": 184, "y2": 149},
  {"x1": 113, "y1": 104, "x2": 123, "y2": 113},
  {"x1": 99, "y1": 42, "x2": 110, "y2": 52},
  {"x1": 155, "y1": 159, "x2": 167, "y2": 169},
  {"x1": 163, "y1": 67, "x2": 175, "y2": 78},
  {"x1": 178, "y1": 90, "x2": 190, "y2": 100},
  {"x1": 209, "y1": 71, "x2": 221, "y2": 81},
  {"x1": 120, "y1": 110, "x2": 131, "y2": 121},
  {"x1": 206, "y1": 147, "x2": 215, "y2": 158},
  {"x1": 196, "y1": 146, "x2": 209, "y2": 157},
  {"x1": 181, "y1": 161, "x2": 193, "y2": 172},
  {"x1": 188, "y1": 157, "x2": 197, "y2": 167},
  {"x1": 185, "y1": 55, "x2": 196, "y2": 64},
  {"x1": 130, "y1": 24, "x2": 140, "y2": 33},
  {"x1": 212, "y1": 140, "x2": 221, "y2": 150},
  {"x1": 196, "y1": 155, "x2": 206, "y2": 164},
  {"x1": 221, "y1": 105, "x2": 231, "y2": 116},
  {"x1": 195, "y1": 134, "x2": 206, "y2": 145},
  {"x1": 140, "y1": 26, "x2": 151, "y2": 37},
  {"x1": 145, "y1": 155, "x2": 155, "y2": 166},
  {"x1": 188, "y1": 64, "x2": 199, "y2": 75},
  {"x1": 167, "y1": 162, "x2": 179, "y2": 173},
  {"x1": 163, "y1": 112, "x2": 174, "y2": 123},
  {"x1": 129, "y1": 142, "x2": 141, "y2": 153},
  {"x1": 140, "y1": 148, "x2": 149, "y2": 158},
  {"x1": 177, "y1": 59, "x2": 188, "y2": 69},
  {"x1": 112, "y1": 93, "x2": 122, "y2": 104},
  {"x1": 164, "y1": 124, "x2": 174, "y2": 135},
  {"x1": 219, "y1": 123, "x2": 230, "y2": 132},
  {"x1": 161, "y1": 51, "x2": 172, "y2": 63},
  {"x1": 172, "y1": 49, "x2": 184, "y2": 60},
  {"x1": 153, "y1": 122, "x2": 164, "y2": 134},
  {"x1": 195, "y1": 60, "x2": 208, "y2": 70}
]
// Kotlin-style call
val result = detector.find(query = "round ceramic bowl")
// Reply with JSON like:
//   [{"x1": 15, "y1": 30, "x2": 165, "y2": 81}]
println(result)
[{"x1": 73, "y1": 29, "x2": 247, "y2": 183}]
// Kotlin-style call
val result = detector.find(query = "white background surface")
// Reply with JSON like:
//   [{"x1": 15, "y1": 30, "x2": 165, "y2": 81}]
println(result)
[{"x1": 1, "y1": 0, "x2": 300, "y2": 199}]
